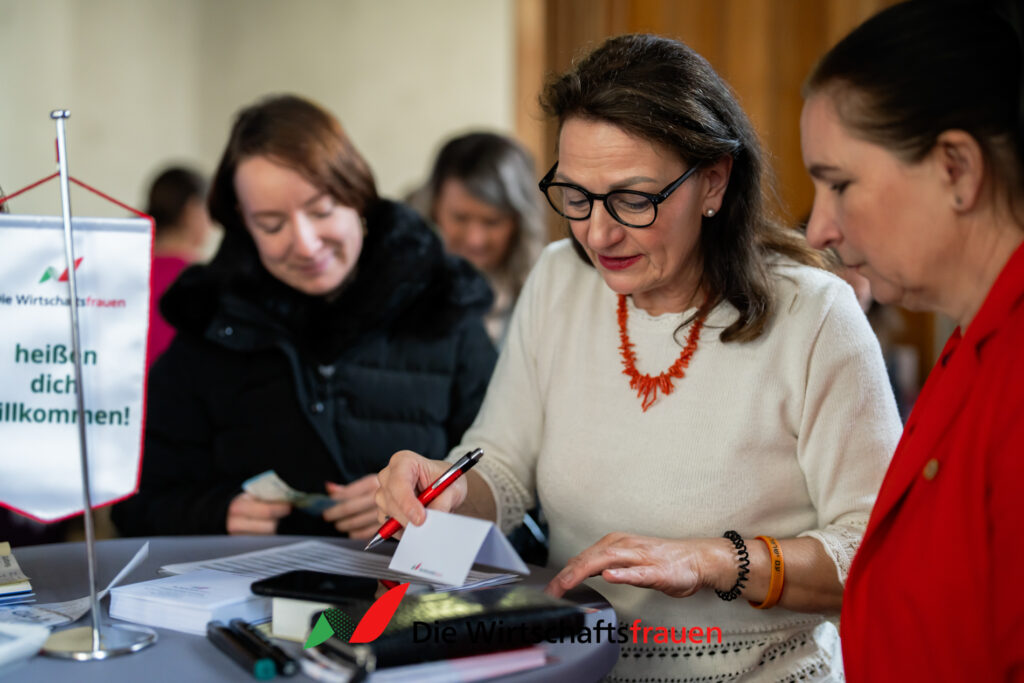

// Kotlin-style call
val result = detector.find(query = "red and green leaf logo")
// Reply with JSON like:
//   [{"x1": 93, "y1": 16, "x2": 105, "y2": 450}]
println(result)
[
  {"x1": 39, "y1": 257, "x2": 83, "y2": 283},
  {"x1": 303, "y1": 582, "x2": 409, "y2": 649}
]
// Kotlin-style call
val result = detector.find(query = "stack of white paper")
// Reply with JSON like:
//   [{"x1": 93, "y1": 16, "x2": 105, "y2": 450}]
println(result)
[
  {"x1": 109, "y1": 569, "x2": 269, "y2": 635},
  {"x1": 159, "y1": 540, "x2": 520, "y2": 592},
  {"x1": 0, "y1": 544, "x2": 33, "y2": 607}
]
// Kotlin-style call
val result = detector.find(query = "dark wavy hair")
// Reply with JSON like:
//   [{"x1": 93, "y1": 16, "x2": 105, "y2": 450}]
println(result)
[
  {"x1": 208, "y1": 94, "x2": 378, "y2": 235},
  {"x1": 805, "y1": 0, "x2": 1024, "y2": 210},
  {"x1": 145, "y1": 166, "x2": 206, "y2": 233},
  {"x1": 542, "y1": 33, "x2": 823, "y2": 343}
]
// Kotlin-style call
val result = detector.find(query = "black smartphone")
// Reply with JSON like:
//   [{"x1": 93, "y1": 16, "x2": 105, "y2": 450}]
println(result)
[{"x1": 250, "y1": 570, "x2": 378, "y2": 603}]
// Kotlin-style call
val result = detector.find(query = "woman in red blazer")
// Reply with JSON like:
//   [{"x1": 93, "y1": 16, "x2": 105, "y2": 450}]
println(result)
[{"x1": 800, "y1": 1, "x2": 1024, "y2": 680}]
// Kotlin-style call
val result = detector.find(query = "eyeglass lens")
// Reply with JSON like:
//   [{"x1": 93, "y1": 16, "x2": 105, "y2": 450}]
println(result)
[{"x1": 545, "y1": 185, "x2": 656, "y2": 227}]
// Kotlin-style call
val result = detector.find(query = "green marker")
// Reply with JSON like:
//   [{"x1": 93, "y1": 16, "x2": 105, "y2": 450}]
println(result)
[{"x1": 207, "y1": 620, "x2": 276, "y2": 680}]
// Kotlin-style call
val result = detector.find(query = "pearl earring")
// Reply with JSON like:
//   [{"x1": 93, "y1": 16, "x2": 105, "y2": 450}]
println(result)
[{"x1": 705, "y1": 208, "x2": 715, "y2": 217}]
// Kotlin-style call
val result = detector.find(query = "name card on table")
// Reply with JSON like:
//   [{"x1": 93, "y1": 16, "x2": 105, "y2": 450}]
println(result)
[{"x1": 390, "y1": 510, "x2": 529, "y2": 587}]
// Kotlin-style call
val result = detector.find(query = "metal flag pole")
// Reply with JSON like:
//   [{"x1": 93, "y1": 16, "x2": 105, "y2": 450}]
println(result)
[{"x1": 41, "y1": 110, "x2": 157, "y2": 660}]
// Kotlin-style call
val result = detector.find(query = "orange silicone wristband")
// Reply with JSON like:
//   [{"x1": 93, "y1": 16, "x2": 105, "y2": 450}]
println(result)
[{"x1": 749, "y1": 535, "x2": 784, "y2": 609}]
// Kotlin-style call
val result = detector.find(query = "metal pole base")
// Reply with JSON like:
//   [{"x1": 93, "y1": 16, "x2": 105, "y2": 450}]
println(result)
[{"x1": 41, "y1": 622, "x2": 157, "y2": 661}]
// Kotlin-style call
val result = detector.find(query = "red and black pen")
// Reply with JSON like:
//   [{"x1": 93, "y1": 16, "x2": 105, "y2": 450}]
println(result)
[{"x1": 363, "y1": 448, "x2": 484, "y2": 551}]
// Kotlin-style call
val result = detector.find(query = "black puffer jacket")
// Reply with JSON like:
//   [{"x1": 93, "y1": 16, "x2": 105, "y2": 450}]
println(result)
[{"x1": 112, "y1": 200, "x2": 496, "y2": 537}]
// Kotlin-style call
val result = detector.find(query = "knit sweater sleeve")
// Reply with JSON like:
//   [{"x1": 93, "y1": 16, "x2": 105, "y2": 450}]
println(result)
[
  {"x1": 793, "y1": 276, "x2": 902, "y2": 585},
  {"x1": 446, "y1": 246, "x2": 558, "y2": 533}
]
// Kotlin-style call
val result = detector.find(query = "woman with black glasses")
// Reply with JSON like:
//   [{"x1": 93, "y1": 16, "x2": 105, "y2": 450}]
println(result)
[{"x1": 375, "y1": 34, "x2": 901, "y2": 680}]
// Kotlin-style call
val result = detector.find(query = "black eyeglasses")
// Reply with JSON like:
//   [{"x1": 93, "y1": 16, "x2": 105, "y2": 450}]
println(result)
[{"x1": 538, "y1": 162, "x2": 701, "y2": 228}]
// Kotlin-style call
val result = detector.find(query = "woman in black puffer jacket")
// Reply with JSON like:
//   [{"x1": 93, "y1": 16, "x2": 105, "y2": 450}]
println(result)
[{"x1": 112, "y1": 95, "x2": 496, "y2": 539}]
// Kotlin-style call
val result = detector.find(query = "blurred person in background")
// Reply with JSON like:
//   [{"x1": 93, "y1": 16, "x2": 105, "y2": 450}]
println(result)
[
  {"x1": 112, "y1": 95, "x2": 496, "y2": 540},
  {"x1": 144, "y1": 166, "x2": 215, "y2": 370},
  {"x1": 409, "y1": 132, "x2": 550, "y2": 563},
  {"x1": 830, "y1": 251, "x2": 918, "y2": 421},
  {"x1": 409, "y1": 132, "x2": 545, "y2": 347}
]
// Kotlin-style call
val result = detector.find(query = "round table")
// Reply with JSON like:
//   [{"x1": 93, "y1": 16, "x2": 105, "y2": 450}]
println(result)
[{"x1": 10, "y1": 536, "x2": 619, "y2": 682}]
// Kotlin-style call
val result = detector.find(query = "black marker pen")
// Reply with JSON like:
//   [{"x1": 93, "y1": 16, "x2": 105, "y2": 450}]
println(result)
[
  {"x1": 230, "y1": 618, "x2": 299, "y2": 676},
  {"x1": 206, "y1": 620, "x2": 276, "y2": 680}
]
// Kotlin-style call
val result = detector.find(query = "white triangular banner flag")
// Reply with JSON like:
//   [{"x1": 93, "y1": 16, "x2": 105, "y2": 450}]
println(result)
[{"x1": 0, "y1": 214, "x2": 152, "y2": 521}]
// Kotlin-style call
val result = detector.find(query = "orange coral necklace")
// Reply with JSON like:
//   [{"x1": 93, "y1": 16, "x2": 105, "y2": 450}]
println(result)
[{"x1": 617, "y1": 294, "x2": 707, "y2": 412}]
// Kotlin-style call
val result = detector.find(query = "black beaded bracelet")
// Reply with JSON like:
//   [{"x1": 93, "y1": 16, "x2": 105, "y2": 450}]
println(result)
[{"x1": 715, "y1": 530, "x2": 750, "y2": 601}]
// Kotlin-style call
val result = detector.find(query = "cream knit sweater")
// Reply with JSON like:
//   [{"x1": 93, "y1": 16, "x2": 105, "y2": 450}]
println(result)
[{"x1": 451, "y1": 240, "x2": 902, "y2": 682}]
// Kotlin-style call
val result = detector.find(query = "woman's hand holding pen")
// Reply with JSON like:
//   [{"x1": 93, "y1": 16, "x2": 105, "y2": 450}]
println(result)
[
  {"x1": 226, "y1": 492, "x2": 292, "y2": 535},
  {"x1": 323, "y1": 473, "x2": 381, "y2": 539},
  {"x1": 545, "y1": 533, "x2": 737, "y2": 599},
  {"x1": 374, "y1": 450, "x2": 468, "y2": 532}
]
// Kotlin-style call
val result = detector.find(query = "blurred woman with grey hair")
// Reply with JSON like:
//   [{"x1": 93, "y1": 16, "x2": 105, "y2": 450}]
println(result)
[{"x1": 412, "y1": 132, "x2": 545, "y2": 346}]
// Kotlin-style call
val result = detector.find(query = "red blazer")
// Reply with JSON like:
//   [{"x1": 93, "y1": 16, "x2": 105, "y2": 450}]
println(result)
[{"x1": 842, "y1": 241, "x2": 1024, "y2": 682}]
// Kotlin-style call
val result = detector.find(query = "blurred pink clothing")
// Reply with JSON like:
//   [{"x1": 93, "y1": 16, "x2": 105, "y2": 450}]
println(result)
[{"x1": 147, "y1": 254, "x2": 190, "y2": 372}]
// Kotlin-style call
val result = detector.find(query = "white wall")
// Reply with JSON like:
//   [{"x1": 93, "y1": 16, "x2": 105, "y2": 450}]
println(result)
[{"x1": 0, "y1": 0, "x2": 514, "y2": 217}]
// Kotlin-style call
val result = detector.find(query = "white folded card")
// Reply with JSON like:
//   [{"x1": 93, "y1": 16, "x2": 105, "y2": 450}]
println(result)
[{"x1": 389, "y1": 510, "x2": 530, "y2": 587}]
